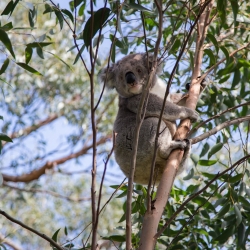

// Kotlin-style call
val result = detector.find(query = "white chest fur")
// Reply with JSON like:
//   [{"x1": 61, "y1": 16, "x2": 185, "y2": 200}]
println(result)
[{"x1": 150, "y1": 76, "x2": 171, "y2": 101}]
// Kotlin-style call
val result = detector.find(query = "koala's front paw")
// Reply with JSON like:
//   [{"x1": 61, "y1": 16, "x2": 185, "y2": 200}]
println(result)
[{"x1": 185, "y1": 108, "x2": 199, "y2": 122}]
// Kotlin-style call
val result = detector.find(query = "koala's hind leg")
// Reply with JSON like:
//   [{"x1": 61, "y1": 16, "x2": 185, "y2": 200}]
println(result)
[
  {"x1": 159, "y1": 139, "x2": 187, "y2": 159},
  {"x1": 159, "y1": 139, "x2": 191, "y2": 173}
]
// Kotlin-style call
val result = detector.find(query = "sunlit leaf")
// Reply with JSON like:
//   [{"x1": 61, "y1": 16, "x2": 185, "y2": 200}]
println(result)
[
  {"x1": 208, "y1": 143, "x2": 223, "y2": 159},
  {"x1": 25, "y1": 46, "x2": 33, "y2": 64},
  {"x1": 198, "y1": 159, "x2": 217, "y2": 166}
]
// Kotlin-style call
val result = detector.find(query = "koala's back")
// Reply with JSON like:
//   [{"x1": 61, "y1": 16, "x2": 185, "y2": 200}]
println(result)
[{"x1": 114, "y1": 107, "x2": 174, "y2": 184}]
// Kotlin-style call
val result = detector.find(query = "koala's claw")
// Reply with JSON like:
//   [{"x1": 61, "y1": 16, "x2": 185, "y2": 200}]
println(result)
[
  {"x1": 183, "y1": 139, "x2": 191, "y2": 150},
  {"x1": 190, "y1": 110, "x2": 200, "y2": 123}
]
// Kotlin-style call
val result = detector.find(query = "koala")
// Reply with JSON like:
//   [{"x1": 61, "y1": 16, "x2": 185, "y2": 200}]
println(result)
[{"x1": 100, "y1": 53, "x2": 199, "y2": 185}]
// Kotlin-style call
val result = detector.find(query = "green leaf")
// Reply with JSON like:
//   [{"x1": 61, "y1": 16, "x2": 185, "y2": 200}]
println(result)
[
  {"x1": 47, "y1": 51, "x2": 72, "y2": 70},
  {"x1": 207, "y1": 34, "x2": 219, "y2": 53},
  {"x1": 1, "y1": 1, "x2": 14, "y2": 16},
  {"x1": 234, "y1": 204, "x2": 242, "y2": 226},
  {"x1": 183, "y1": 168, "x2": 194, "y2": 180},
  {"x1": 16, "y1": 62, "x2": 42, "y2": 76},
  {"x1": 0, "y1": 172, "x2": 3, "y2": 185},
  {"x1": 190, "y1": 154, "x2": 199, "y2": 166},
  {"x1": 26, "y1": 42, "x2": 53, "y2": 48},
  {"x1": 25, "y1": 46, "x2": 33, "y2": 64},
  {"x1": 73, "y1": 44, "x2": 85, "y2": 65},
  {"x1": 230, "y1": 0, "x2": 239, "y2": 24},
  {"x1": 232, "y1": 69, "x2": 240, "y2": 88},
  {"x1": 198, "y1": 159, "x2": 217, "y2": 166},
  {"x1": 36, "y1": 47, "x2": 44, "y2": 59},
  {"x1": 229, "y1": 173, "x2": 243, "y2": 183},
  {"x1": 200, "y1": 142, "x2": 210, "y2": 157},
  {"x1": 0, "y1": 58, "x2": 10, "y2": 75},
  {"x1": 214, "y1": 225, "x2": 235, "y2": 244},
  {"x1": 192, "y1": 197, "x2": 214, "y2": 210},
  {"x1": 61, "y1": 9, "x2": 74, "y2": 23},
  {"x1": 64, "y1": 226, "x2": 68, "y2": 236},
  {"x1": 217, "y1": 203, "x2": 230, "y2": 218},
  {"x1": 125, "y1": 3, "x2": 152, "y2": 12},
  {"x1": 1, "y1": 0, "x2": 19, "y2": 16},
  {"x1": 0, "y1": 133, "x2": 13, "y2": 142},
  {"x1": 54, "y1": 10, "x2": 64, "y2": 30},
  {"x1": 237, "y1": 223, "x2": 246, "y2": 248},
  {"x1": 217, "y1": 0, "x2": 227, "y2": 25},
  {"x1": 208, "y1": 143, "x2": 223, "y2": 159},
  {"x1": 102, "y1": 235, "x2": 126, "y2": 242},
  {"x1": 51, "y1": 228, "x2": 60, "y2": 243},
  {"x1": 1, "y1": 22, "x2": 13, "y2": 31},
  {"x1": 220, "y1": 46, "x2": 229, "y2": 62},
  {"x1": 82, "y1": 8, "x2": 110, "y2": 48},
  {"x1": 43, "y1": 3, "x2": 53, "y2": 14},
  {"x1": 28, "y1": 7, "x2": 37, "y2": 28},
  {"x1": 169, "y1": 38, "x2": 181, "y2": 55},
  {"x1": 204, "y1": 49, "x2": 216, "y2": 66},
  {"x1": 0, "y1": 29, "x2": 15, "y2": 58},
  {"x1": 238, "y1": 59, "x2": 250, "y2": 68}
]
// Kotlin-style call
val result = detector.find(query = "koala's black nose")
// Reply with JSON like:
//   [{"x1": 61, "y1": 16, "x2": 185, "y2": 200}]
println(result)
[{"x1": 125, "y1": 72, "x2": 136, "y2": 84}]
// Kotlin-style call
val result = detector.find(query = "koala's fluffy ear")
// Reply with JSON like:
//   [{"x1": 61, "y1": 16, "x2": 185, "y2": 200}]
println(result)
[
  {"x1": 143, "y1": 53, "x2": 162, "y2": 74},
  {"x1": 99, "y1": 65, "x2": 116, "y2": 89}
]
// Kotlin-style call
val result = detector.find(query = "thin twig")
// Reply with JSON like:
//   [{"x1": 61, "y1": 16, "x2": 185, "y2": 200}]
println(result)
[
  {"x1": 3, "y1": 182, "x2": 91, "y2": 202},
  {"x1": 0, "y1": 210, "x2": 64, "y2": 250},
  {"x1": 189, "y1": 101, "x2": 250, "y2": 135}
]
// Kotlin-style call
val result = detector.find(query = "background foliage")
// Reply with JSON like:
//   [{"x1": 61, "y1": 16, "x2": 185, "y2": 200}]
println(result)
[{"x1": 0, "y1": 0, "x2": 250, "y2": 249}]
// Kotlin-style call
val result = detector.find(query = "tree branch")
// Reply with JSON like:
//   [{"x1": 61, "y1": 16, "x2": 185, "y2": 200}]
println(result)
[
  {"x1": 2, "y1": 114, "x2": 58, "y2": 146},
  {"x1": 0, "y1": 210, "x2": 64, "y2": 250},
  {"x1": 2, "y1": 182, "x2": 91, "y2": 202},
  {"x1": 155, "y1": 154, "x2": 250, "y2": 239},
  {"x1": 191, "y1": 116, "x2": 250, "y2": 144},
  {"x1": 2, "y1": 135, "x2": 111, "y2": 183},
  {"x1": 138, "y1": 1, "x2": 213, "y2": 249},
  {"x1": 0, "y1": 232, "x2": 23, "y2": 250}
]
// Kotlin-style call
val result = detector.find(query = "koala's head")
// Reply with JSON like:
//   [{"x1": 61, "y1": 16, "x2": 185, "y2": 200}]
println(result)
[{"x1": 100, "y1": 53, "x2": 161, "y2": 98}]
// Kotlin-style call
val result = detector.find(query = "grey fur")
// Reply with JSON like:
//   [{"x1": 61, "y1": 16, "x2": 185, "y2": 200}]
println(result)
[{"x1": 100, "y1": 53, "x2": 199, "y2": 184}]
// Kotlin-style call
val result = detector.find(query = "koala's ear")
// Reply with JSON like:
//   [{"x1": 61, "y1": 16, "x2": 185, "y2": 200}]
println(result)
[
  {"x1": 99, "y1": 65, "x2": 116, "y2": 89},
  {"x1": 143, "y1": 53, "x2": 162, "y2": 74}
]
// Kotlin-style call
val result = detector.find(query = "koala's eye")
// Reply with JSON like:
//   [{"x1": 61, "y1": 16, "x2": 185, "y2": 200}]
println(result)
[{"x1": 137, "y1": 68, "x2": 142, "y2": 73}]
